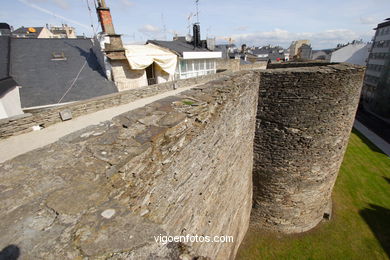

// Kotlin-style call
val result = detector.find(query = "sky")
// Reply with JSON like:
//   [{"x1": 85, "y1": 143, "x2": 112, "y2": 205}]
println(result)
[{"x1": 1, "y1": 0, "x2": 390, "y2": 49}]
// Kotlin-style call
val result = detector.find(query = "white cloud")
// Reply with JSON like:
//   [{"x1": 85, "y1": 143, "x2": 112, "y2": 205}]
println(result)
[
  {"x1": 120, "y1": 0, "x2": 134, "y2": 7},
  {"x1": 234, "y1": 26, "x2": 249, "y2": 32},
  {"x1": 137, "y1": 24, "x2": 164, "y2": 40},
  {"x1": 224, "y1": 28, "x2": 373, "y2": 49},
  {"x1": 360, "y1": 16, "x2": 377, "y2": 25},
  {"x1": 27, "y1": 0, "x2": 69, "y2": 9},
  {"x1": 52, "y1": 0, "x2": 69, "y2": 9},
  {"x1": 138, "y1": 24, "x2": 161, "y2": 33}
]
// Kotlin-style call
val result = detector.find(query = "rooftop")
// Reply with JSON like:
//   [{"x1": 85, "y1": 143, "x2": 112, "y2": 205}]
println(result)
[
  {"x1": 147, "y1": 39, "x2": 213, "y2": 56},
  {"x1": 375, "y1": 19, "x2": 390, "y2": 29},
  {"x1": 12, "y1": 26, "x2": 45, "y2": 38},
  {"x1": 0, "y1": 37, "x2": 117, "y2": 108}
]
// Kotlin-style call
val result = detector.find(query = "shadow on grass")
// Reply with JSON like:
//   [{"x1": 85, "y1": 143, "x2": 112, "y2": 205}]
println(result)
[
  {"x1": 351, "y1": 129, "x2": 386, "y2": 155},
  {"x1": 0, "y1": 245, "x2": 20, "y2": 260},
  {"x1": 359, "y1": 204, "x2": 390, "y2": 258}
]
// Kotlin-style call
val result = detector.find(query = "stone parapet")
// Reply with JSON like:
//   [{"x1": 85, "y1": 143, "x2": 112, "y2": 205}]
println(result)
[
  {"x1": 0, "y1": 71, "x2": 258, "y2": 259},
  {"x1": 0, "y1": 72, "x2": 228, "y2": 140},
  {"x1": 0, "y1": 63, "x2": 366, "y2": 259}
]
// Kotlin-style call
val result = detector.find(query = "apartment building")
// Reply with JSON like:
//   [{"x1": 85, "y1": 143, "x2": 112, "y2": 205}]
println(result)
[{"x1": 362, "y1": 18, "x2": 390, "y2": 118}]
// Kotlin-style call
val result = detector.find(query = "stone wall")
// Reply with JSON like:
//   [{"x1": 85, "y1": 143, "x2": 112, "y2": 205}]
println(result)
[
  {"x1": 216, "y1": 59, "x2": 240, "y2": 72},
  {"x1": 267, "y1": 61, "x2": 332, "y2": 69},
  {"x1": 0, "y1": 59, "x2": 268, "y2": 141},
  {"x1": 0, "y1": 63, "x2": 366, "y2": 259},
  {"x1": 251, "y1": 63, "x2": 365, "y2": 233},
  {"x1": 0, "y1": 71, "x2": 259, "y2": 259},
  {"x1": 215, "y1": 59, "x2": 267, "y2": 73},
  {"x1": 0, "y1": 72, "x2": 227, "y2": 140},
  {"x1": 240, "y1": 61, "x2": 268, "y2": 70}
]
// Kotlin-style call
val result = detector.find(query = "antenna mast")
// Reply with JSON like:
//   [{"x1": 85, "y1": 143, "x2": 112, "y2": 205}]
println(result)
[
  {"x1": 161, "y1": 13, "x2": 167, "y2": 40},
  {"x1": 195, "y1": 0, "x2": 199, "y2": 23}
]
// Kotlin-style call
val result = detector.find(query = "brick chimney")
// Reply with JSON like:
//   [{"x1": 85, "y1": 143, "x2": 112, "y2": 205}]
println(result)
[{"x1": 96, "y1": 0, "x2": 126, "y2": 60}]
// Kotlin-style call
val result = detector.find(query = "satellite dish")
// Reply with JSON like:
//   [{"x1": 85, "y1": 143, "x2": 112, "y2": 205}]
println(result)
[
  {"x1": 28, "y1": 27, "x2": 36, "y2": 33},
  {"x1": 185, "y1": 34, "x2": 193, "y2": 42}
]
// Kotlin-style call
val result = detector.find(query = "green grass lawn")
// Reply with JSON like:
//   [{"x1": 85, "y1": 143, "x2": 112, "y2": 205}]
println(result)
[{"x1": 236, "y1": 129, "x2": 390, "y2": 260}]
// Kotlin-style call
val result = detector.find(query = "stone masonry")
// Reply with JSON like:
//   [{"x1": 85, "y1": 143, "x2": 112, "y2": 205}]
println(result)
[
  {"x1": 0, "y1": 72, "x2": 226, "y2": 140},
  {"x1": 0, "y1": 63, "x2": 365, "y2": 258},
  {"x1": 251, "y1": 63, "x2": 365, "y2": 233},
  {"x1": 0, "y1": 71, "x2": 258, "y2": 259}
]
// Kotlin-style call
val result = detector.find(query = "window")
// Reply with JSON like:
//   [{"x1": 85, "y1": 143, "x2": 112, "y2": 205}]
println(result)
[
  {"x1": 177, "y1": 59, "x2": 217, "y2": 79},
  {"x1": 200, "y1": 60, "x2": 205, "y2": 70},
  {"x1": 180, "y1": 60, "x2": 187, "y2": 73},
  {"x1": 51, "y1": 52, "x2": 67, "y2": 61},
  {"x1": 194, "y1": 60, "x2": 200, "y2": 71}
]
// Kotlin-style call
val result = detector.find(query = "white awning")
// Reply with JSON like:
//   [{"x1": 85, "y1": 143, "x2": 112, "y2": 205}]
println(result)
[{"x1": 124, "y1": 44, "x2": 177, "y2": 75}]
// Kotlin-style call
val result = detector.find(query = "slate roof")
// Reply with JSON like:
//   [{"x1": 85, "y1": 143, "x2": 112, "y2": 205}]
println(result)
[
  {"x1": 252, "y1": 48, "x2": 270, "y2": 55},
  {"x1": 147, "y1": 39, "x2": 212, "y2": 56},
  {"x1": 7, "y1": 38, "x2": 117, "y2": 108},
  {"x1": 0, "y1": 77, "x2": 18, "y2": 97},
  {"x1": 251, "y1": 46, "x2": 285, "y2": 61},
  {"x1": 12, "y1": 27, "x2": 44, "y2": 38},
  {"x1": 0, "y1": 36, "x2": 18, "y2": 96},
  {"x1": 0, "y1": 23, "x2": 11, "y2": 30},
  {"x1": 0, "y1": 36, "x2": 10, "y2": 79},
  {"x1": 252, "y1": 46, "x2": 284, "y2": 55},
  {"x1": 376, "y1": 19, "x2": 390, "y2": 29}
]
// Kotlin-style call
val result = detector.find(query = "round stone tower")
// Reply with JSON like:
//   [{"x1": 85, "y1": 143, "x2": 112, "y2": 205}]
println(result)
[{"x1": 252, "y1": 63, "x2": 365, "y2": 233}]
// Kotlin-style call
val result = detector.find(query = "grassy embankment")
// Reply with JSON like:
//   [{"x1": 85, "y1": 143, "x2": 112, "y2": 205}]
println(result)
[{"x1": 237, "y1": 129, "x2": 390, "y2": 260}]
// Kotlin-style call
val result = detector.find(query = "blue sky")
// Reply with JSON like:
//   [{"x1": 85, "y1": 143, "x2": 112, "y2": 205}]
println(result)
[{"x1": 1, "y1": 0, "x2": 389, "y2": 49}]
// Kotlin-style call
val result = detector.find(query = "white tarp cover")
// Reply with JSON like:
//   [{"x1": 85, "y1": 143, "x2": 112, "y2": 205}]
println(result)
[{"x1": 124, "y1": 44, "x2": 177, "y2": 75}]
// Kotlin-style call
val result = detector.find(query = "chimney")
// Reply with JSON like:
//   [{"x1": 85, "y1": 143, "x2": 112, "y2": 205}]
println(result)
[
  {"x1": 96, "y1": 0, "x2": 126, "y2": 60},
  {"x1": 193, "y1": 23, "x2": 201, "y2": 48}
]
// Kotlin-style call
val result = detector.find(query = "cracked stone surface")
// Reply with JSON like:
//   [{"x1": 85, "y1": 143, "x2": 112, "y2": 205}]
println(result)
[
  {"x1": 0, "y1": 71, "x2": 257, "y2": 259},
  {"x1": 0, "y1": 64, "x2": 363, "y2": 259}
]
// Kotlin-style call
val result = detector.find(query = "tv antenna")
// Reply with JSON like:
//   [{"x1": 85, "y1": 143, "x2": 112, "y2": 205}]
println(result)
[
  {"x1": 161, "y1": 13, "x2": 167, "y2": 40},
  {"x1": 187, "y1": 12, "x2": 194, "y2": 34},
  {"x1": 195, "y1": 0, "x2": 200, "y2": 23},
  {"x1": 206, "y1": 26, "x2": 211, "y2": 37}
]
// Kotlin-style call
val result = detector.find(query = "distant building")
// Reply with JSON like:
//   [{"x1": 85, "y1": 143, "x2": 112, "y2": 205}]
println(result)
[
  {"x1": 214, "y1": 44, "x2": 230, "y2": 59},
  {"x1": 362, "y1": 18, "x2": 390, "y2": 118},
  {"x1": 148, "y1": 27, "x2": 222, "y2": 80},
  {"x1": 311, "y1": 49, "x2": 333, "y2": 61},
  {"x1": 49, "y1": 24, "x2": 77, "y2": 38},
  {"x1": 283, "y1": 50, "x2": 290, "y2": 61},
  {"x1": 0, "y1": 23, "x2": 11, "y2": 36},
  {"x1": 330, "y1": 41, "x2": 370, "y2": 65},
  {"x1": 12, "y1": 26, "x2": 53, "y2": 38},
  {"x1": 289, "y1": 40, "x2": 310, "y2": 60},
  {"x1": 298, "y1": 43, "x2": 312, "y2": 60},
  {"x1": 252, "y1": 45, "x2": 285, "y2": 62},
  {"x1": 12, "y1": 24, "x2": 77, "y2": 39}
]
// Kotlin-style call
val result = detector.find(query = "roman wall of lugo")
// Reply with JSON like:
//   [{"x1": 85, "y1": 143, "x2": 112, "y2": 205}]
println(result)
[{"x1": 0, "y1": 62, "x2": 364, "y2": 259}]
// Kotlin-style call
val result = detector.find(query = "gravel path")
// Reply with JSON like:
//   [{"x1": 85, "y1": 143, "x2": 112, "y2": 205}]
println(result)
[{"x1": 0, "y1": 85, "x2": 196, "y2": 163}]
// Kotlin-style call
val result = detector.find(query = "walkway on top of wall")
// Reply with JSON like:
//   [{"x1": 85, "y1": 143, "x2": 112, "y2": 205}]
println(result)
[
  {"x1": 0, "y1": 85, "x2": 198, "y2": 163},
  {"x1": 354, "y1": 120, "x2": 390, "y2": 156}
]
